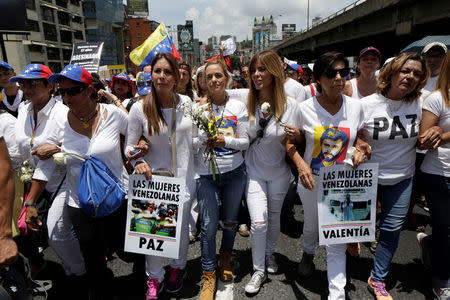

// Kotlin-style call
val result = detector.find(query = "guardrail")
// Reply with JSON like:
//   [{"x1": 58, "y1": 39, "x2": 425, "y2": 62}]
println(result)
[{"x1": 298, "y1": 0, "x2": 367, "y2": 36}]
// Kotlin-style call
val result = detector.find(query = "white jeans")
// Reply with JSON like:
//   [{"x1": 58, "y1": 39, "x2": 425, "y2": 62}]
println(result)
[
  {"x1": 298, "y1": 182, "x2": 347, "y2": 300},
  {"x1": 145, "y1": 197, "x2": 192, "y2": 282},
  {"x1": 47, "y1": 185, "x2": 85, "y2": 276},
  {"x1": 246, "y1": 174, "x2": 290, "y2": 272}
]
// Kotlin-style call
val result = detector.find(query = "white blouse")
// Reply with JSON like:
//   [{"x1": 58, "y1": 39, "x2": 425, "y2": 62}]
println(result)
[
  {"x1": 62, "y1": 104, "x2": 128, "y2": 208},
  {"x1": 15, "y1": 97, "x2": 68, "y2": 192}
]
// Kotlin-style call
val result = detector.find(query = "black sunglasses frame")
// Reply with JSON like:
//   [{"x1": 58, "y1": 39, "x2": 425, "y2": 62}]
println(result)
[
  {"x1": 325, "y1": 68, "x2": 350, "y2": 79},
  {"x1": 59, "y1": 85, "x2": 87, "y2": 97}
]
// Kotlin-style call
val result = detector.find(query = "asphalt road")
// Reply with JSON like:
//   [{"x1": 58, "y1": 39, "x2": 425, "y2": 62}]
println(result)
[{"x1": 34, "y1": 203, "x2": 433, "y2": 300}]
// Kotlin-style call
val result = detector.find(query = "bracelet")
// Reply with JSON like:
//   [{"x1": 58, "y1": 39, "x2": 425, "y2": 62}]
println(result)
[{"x1": 24, "y1": 201, "x2": 36, "y2": 207}]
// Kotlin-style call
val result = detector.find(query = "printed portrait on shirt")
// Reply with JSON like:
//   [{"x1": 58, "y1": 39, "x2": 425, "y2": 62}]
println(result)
[
  {"x1": 311, "y1": 126, "x2": 350, "y2": 174},
  {"x1": 211, "y1": 115, "x2": 239, "y2": 157}
]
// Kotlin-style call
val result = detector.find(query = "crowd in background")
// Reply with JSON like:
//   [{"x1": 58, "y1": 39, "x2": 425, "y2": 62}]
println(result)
[{"x1": 0, "y1": 40, "x2": 448, "y2": 300}]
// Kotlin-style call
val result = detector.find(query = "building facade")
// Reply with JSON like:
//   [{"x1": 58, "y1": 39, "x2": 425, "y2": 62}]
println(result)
[
  {"x1": 252, "y1": 16, "x2": 277, "y2": 54},
  {"x1": 2, "y1": 0, "x2": 86, "y2": 73},
  {"x1": 82, "y1": 0, "x2": 124, "y2": 66}
]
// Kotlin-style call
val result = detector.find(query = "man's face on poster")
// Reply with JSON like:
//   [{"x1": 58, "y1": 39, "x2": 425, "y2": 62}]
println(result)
[{"x1": 322, "y1": 138, "x2": 343, "y2": 161}]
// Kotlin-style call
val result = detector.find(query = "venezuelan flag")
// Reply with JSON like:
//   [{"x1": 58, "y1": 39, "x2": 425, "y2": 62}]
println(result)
[{"x1": 130, "y1": 23, "x2": 181, "y2": 70}]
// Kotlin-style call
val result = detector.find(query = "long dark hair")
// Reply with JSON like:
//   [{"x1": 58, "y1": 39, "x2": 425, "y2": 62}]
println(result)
[{"x1": 142, "y1": 53, "x2": 180, "y2": 135}]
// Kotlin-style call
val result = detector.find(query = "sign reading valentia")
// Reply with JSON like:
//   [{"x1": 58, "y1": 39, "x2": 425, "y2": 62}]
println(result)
[
  {"x1": 318, "y1": 163, "x2": 378, "y2": 245},
  {"x1": 124, "y1": 174, "x2": 186, "y2": 259}
]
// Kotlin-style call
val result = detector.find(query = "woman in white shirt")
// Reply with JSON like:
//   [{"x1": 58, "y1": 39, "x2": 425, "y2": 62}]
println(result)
[
  {"x1": 243, "y1": 50, "x2": 300, "y2": 294},
  {"x1": 359, "y1": 52, "x2": 428, "y2": 300},
  {"x1": 194, "y1": 58, "x2": 249, "y2": 298},
  {"x1": 287, "y1": 52, "x2": 369, "y2": 300},
  {"x1": 417, "y1": 52, "x2": 450, "y2": 298},
  {"x1": 49, "y1": 64, "x2": 129, "y2": 299},
  {"x1": 11, "y1": 64, "x2": 85, "y2": 278},
  {"x1": 343, "y1": 47, "x2": 381, "y2": 100},
  {"x1": 126, "y1": 53, "x2": 195, "y2": 299}
]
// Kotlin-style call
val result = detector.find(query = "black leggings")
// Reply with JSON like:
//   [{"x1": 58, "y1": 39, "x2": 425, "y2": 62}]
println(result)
[{"x1": 67, "y1": 202, "x2": 135, "y2": 298}]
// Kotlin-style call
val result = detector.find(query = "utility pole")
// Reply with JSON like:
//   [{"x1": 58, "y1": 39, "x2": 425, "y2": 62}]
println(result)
[{"x1": 307, "y1": 0, "x2": 310, "y2": 29}]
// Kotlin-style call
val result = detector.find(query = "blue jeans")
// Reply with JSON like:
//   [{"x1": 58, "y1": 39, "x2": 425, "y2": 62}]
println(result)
[
  {"x1": 371, "y1": 177, "x2": 413, "y2": 283},
  {"x1": 423, "y1": 173, "x2": 450, "y2": 288},
  {"x1": 197, "y1": 163, "x2": 247, "y2": 271}
]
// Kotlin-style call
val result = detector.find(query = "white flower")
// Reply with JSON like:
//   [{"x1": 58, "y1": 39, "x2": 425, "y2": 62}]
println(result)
[
  {"x1": 20, "y1": 174, "x2": 32, "y2": 183},
  {"x1": 53, "y1": 153, "x2": 67, "y2": 165},
  {"x1": 21, "y1": 167, "x2": 27, "y2": 173},
  {"x1": 261, "y1": 102, "x2": 271, "y2": 114},
  {"x1": 201, "y1": 110, "x2": 211, "y2": 123}
]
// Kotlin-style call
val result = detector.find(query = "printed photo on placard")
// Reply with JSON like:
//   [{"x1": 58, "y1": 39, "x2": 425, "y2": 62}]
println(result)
[
  {"x1": 318, "y1": 163, "x2": 378, "y2": 245},
  {"x1": 311, "y1": 126, "x2": 350, "y2": 176},
  {"x1": 124, "y1": 174, "x2": 186, "y2": 259}
]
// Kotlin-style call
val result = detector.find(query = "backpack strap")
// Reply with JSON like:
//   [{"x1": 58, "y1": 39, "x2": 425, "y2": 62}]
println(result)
[
  {"x1": 87, "y1": 104, "x2": 106, "y2": 155},
  {"x1": 126, "y1": 96, "x2": 138, "y2": 112},
  {"x1": 309, "y1": 84, "x2": 315, "y2": 97}
]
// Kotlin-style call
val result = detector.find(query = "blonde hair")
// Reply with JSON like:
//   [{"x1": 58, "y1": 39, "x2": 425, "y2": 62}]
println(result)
[
  {"x1": 377, "y1": 52, "x2": 429, "y2": 102},
  {"x1": 436, "y1": 51, "x2": 450, "y2": 106},
  {"x1": 247, "y1": 50, "x2": 287, "y2": 122}
]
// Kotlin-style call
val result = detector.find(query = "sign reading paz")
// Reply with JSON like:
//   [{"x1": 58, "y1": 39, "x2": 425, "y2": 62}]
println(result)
[
  {"x1": 124, "y1": 174, "x2": 185, "y2": 259},
  {"x1": 318, "y1": 163, "x2": 378, "y2": 245}
]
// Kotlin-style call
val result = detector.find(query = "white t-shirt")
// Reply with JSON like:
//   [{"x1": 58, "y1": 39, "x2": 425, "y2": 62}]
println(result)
[
  {"x1": 245, "y1": 97, "x2": 300, "y2": 179},
  {"x1": 62, "y1": 104, "x2": 128, "y2": 208},
  {"x1": 0, "y1": 111, "x2": 20, "y2": 170},
  {"x1": 15, "y1": 97, "x2": 68, "y2": 193},
  {"x1": 420, "y1": 91, "x2": 450, "y2": 177},
  {"x1": 299, "y1": 95, "x2": 364, "y2": 177},
  {"x1": 284, "y1": 78, "x2": 307, "y2": 103},
  {"x1": 193, "y1": 98, "x2": 249, "y2": 175},
  {"x1": 303, "y1": 83, "x2": 319, "y2": 100},
  {"x1": 226, "y1": 78, "x2": 307, "y2": 105},
  {"x1": 360, "y1": 93, "x2": 421, "y2": 185},
  {"x1": 421, "y1": 75, "x2": 438, "y2": 99},
  {"x1": 126, "y1": 95, "x2": 195, "y2": 195}
]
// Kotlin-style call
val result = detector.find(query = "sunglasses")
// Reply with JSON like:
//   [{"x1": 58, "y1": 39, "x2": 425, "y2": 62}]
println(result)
[
  {"x1": 325, "y1": 68, "x2": 350, "y2": 79},
  {"x1": 18, "y1": 79, "x2": 43, "y2": 88},
  {"x1": 59, "y1": 85, "x2": 86, "y2": 96},
  {"x1": 256, "y1": 117, "x2": 270, "y2": 139}
]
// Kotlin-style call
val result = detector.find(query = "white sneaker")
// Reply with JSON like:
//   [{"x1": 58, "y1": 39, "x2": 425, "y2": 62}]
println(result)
[
  {"x1": 265, "y1": 254, "x2": 278, "y2": 274},
  {"x1": 245, "y1": 271, "x2": 267, "y2": 294}
]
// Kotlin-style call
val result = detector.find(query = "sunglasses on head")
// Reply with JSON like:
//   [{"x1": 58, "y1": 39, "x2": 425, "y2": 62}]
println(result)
[
  {"x1": 256, "y1": 118, "x2": 270, "y2": 139},
  {"x1": 59, "y1": 85, "x2": 86, "y2": 96},
  {"x1": 325, "y1": 68, "x2": 350, "y2": 79}
]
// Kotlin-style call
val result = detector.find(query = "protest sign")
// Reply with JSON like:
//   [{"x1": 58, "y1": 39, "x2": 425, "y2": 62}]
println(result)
[
  {"x1": 124, "y1": 174, "x2": 186, "y2": 259},
  {"x1": 70, "y1": 42, "x2": 104, "y2": 73},
  {"x1": 98, "y1": 65, "x2": 126, "y2": 80},
  {"x1": 318, "y1": 163, "x2": 378, "y2": 245}
]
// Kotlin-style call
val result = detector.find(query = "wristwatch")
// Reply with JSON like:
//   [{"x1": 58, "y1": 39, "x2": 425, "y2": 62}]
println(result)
[{"x1": 24, "y1": 201, "x2": 36, "y2": 207}]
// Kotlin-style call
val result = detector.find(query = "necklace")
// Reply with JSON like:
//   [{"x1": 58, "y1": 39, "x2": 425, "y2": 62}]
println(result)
[
  {"x1": 386, "y1": 98, "x2": 403, "y2": 114},
  {"x1": 212, "y1": 93, "x2": 229, "y2": 112},
  {"x1": 71, "y1": 105, "x2": 98, "y2": 129}
]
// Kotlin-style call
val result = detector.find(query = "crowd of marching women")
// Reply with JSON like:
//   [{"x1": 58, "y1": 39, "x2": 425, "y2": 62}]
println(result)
[{"x1": 0, "y1": 41, "x2": 449, "y2": 300}]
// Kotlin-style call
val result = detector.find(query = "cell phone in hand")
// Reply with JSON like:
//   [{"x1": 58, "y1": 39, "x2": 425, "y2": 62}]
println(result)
[{"x1": 129, "y1": 148, "x2": 142, "y2": 158}]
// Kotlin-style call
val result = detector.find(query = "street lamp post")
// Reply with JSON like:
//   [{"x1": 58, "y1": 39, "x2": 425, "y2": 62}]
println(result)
[{"x1": 307, "y1": 0, "x2": 310, "y2": 29}]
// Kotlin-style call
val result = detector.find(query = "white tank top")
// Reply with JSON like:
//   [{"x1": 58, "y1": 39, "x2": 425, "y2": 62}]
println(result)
[{"x1": 350, "y1": 78, "x2": 363, "y2": 100}]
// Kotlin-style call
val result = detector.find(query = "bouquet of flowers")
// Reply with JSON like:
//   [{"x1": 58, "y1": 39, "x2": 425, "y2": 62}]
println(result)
[
  {"x1": 179, "y1": 102, "x2": 220, "y2": 180},
  {"x1": 19, "y1": 159, "x2": 34, "y2": 183}
]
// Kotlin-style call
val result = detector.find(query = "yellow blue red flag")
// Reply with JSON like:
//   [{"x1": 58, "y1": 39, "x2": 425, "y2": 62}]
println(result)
[{"x1": 129, "y1": 23, "x2": 181, "y2": 70}]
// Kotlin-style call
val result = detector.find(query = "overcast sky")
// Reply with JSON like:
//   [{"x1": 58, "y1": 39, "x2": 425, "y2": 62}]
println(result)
[{"x1": 146, "y1": 0, "x2": 358, "y2": 42}]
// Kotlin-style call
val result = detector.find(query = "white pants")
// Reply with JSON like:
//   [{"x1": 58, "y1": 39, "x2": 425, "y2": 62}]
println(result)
[
  {"x1": 47, "y1": 185, "x2": 85, "y2": 276},
  {"x1": 145, "y1": 197, "x2": 192, "y2": 282},
  {"x1": 298, "y1": 182, "x2": 347, "y2": 300},
  {"x1": 246, "y1": 174, "x2": 290, "y2": 272}
]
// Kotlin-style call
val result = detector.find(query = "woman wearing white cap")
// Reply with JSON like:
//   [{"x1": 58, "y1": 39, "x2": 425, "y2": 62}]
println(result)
[{"x1": 11, "y1": 64, "x2": 85, "y2": 279}]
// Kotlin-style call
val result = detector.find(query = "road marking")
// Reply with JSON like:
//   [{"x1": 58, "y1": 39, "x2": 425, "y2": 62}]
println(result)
[{"x1": 215, "y1": 279, "x2": 234, "y2": 300}]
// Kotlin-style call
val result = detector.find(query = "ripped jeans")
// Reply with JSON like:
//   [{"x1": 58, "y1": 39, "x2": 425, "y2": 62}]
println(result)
[
  {"x1": 197, "y1": 163, "x2": 247, "y2": 271},
  {"x1": 246, "y1": 173, "x2": 291, "y2": 272}
]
